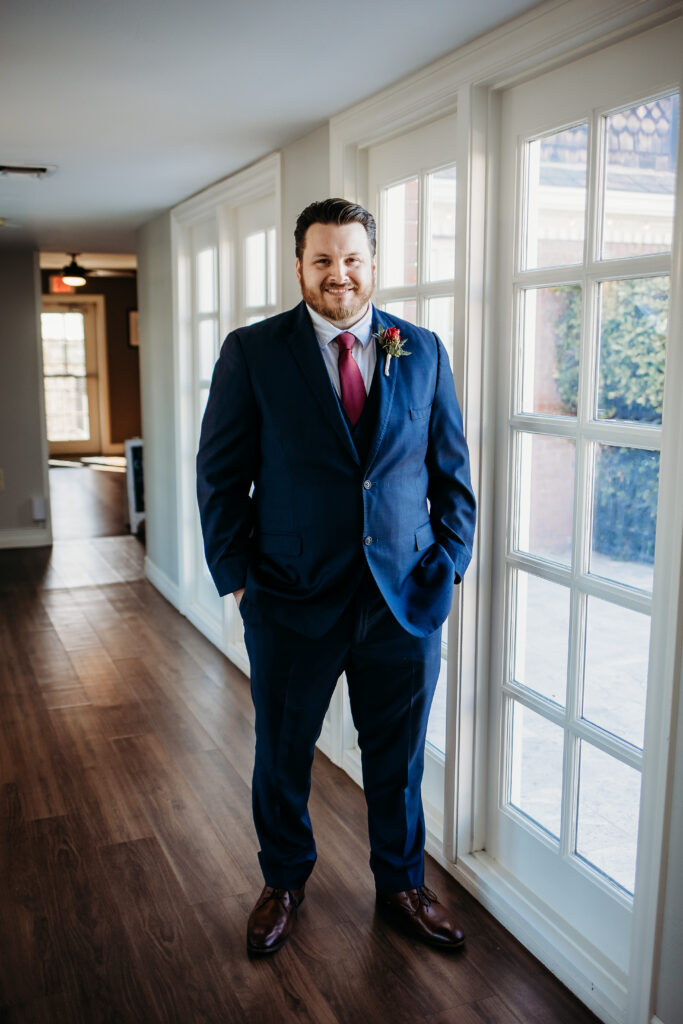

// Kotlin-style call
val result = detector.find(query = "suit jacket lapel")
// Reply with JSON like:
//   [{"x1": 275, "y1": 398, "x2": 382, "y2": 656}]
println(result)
[
  {"x1": 285, "y1": 302, "x2": 360, "y2": 465},
  {"x1": 365, "y1": 309, "x2": 398, "y2": 473}
]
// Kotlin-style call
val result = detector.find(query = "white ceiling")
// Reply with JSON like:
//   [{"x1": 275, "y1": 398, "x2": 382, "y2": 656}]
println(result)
[{"x1": 1, "y1": 0, "x2": 541, "y2": 253}]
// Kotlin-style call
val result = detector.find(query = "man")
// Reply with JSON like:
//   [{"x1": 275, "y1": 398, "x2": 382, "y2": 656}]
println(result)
[{"x1": 197, "y1": 198, "x2": 476, "y2": 955}]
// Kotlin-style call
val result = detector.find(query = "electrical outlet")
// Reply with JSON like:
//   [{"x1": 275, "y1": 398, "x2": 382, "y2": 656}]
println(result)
[{"x1": 0, "y1": 468, "x2": 4, "y2": 491}]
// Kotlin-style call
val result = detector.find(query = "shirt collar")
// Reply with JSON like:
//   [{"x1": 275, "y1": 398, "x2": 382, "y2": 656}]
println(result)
[{"x1": 305, "y1": 302, "x2": 374, "y2": 350}]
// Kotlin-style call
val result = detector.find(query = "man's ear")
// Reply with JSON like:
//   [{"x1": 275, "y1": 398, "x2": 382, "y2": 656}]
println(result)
[{"x1": 295, "y1": 259, "x2": 302, "y2": 285}]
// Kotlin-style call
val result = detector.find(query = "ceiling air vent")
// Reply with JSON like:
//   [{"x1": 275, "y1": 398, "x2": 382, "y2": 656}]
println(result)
[{"x1": 0, "y1": 164, "x2": 56, "y2": 179}]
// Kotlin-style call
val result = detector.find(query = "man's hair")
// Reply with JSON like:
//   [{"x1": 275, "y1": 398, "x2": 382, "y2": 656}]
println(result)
[{"x1": 294, "y1": 198, "x2": 376, "y2": 260}]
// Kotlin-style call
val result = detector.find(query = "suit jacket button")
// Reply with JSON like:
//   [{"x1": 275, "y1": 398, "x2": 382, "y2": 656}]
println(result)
[
  {"x1": 364, "y1": 536, "x2": 373, "y2": 546},
  {"x1": 363, "y1": 480, "x2": 372, "y2": 490}
]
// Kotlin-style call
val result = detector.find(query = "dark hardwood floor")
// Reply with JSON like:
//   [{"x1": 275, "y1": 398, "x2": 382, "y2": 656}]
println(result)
[{"x1": 0, "y1": 471, "x2": 601, "y2": 1023}]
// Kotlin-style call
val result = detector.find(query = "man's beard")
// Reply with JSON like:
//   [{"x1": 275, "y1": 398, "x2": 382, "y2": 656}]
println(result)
[{"x1": 299, "y1": 275, "x2": 375, "y2": 326}]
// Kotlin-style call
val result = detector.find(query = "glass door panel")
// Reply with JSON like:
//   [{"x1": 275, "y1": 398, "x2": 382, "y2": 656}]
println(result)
[{"x1": 492, "y1": 24, "x2": 680, "y2": 980}]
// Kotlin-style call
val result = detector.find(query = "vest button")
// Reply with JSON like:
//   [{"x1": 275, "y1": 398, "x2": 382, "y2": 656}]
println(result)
[
  {"x1": 363, "y1": 479, "x2": 372, "y2": 490},
  {"x1": 364, "y1": 536, "x2": 373, "y2": 546}
]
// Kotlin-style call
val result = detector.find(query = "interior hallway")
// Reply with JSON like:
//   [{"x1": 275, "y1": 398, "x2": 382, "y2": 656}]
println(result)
[{"x1": 0, "y1": 473, "x2": 600, "y2": 1023}]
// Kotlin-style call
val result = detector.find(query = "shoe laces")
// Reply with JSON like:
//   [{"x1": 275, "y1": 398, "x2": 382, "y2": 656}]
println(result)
[
  {"x1": 415, "y1": 885, "x2": 438, "y2": 907},
  {"x1": 262, "y1": 887, "x2": 300, "y2": 910}
]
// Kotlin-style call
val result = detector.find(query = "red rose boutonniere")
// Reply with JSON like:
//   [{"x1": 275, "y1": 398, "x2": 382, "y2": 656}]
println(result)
[{"x1": 373, "y1": 325, "x2": 411, "y2": 377}]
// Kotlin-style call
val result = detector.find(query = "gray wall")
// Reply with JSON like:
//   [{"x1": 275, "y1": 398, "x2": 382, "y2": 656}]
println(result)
[
  {"x1": 281, "y1": 123, "x2": 329, "y2": 309},
  {"x1": 136, "y1": 211, "x2": 179, "y2": 588},
  {"x1": 0, "y1": 247, "x2": 50, "y2": 544}
]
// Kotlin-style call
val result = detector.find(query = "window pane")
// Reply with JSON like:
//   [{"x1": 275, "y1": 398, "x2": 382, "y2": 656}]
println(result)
[
  {"x1": 576, "y1": 742, "x2": 640, "y2": 894},
  {"x1": 245, "y1": 232, "x2": 266, "y2": 308},
  {"x1": 196, "y1": 248, "x2": 217, "y2": 314},
  {"x1": 515, "y1": 433, "x2": 575, "y2": 566},
  {"x1": 597, "y1": 277, "x2": 668, "y2": 424},
  {"x1": 601, "y1": 93, "x2": 679, "y2": 260},
  {"x1": 267, "y1": 227, "x2": 277, "y2": 307},
  {"x1": 197, "y1": 385, "x2": 210, "y2": 434},
  {"x1": 590, "y1": 444, "x2": 659, "y2": 592},
  {"x1": 384, "y1": 299, "x2": 417, "y2": 323},
  {"x1": 44, "y1": 377, "x2": 90, "y2": 441},
  {"x1": 583, "y1": 597, "x2": 650, "y2": 748},
  {"x1": 427, "y1": 166, "x2": 456, "y2": 281},
  {"x1": 520, "y1": 286, "x2": 581, "y2": 416},
  {"x1": 426, "y1": 295, "x2": 454, "y2": 363},
  {"x1": 42, "y1": 338, "x2": 65, "y2": 375},
  {"x1": 41, "y1": 312, "x2": 65, "y2": 341},
  {"x1": 383, "y1": 179, "x2": 418, "y2": 287},
  {"x1": 65, "y1": 341, "x2": 86, "y2": 376},
  {"x1": 512, "y1": 571, "x2": 569, "y2": 706},
  {"x1": 508, "y1": 701, "x2": 563, "y2": 839},
  {"x1": 198, "y1": 319, "x2": 218, "y2": 381},
  {"x1": 524, "y1": 123, "x2": 588, "y2": 270},
  {"x1": 426, "y1": 656, "x2": 447, "y2": 754}
]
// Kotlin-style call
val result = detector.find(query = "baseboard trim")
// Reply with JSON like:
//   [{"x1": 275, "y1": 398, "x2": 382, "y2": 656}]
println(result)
[
  {"x1": 144, "y1": 556, "x2": 181, "y2": 609},
  {"x1": 0, "y1": 526, "x2": 51, "y2": 549},
  {"x1": 448, "y1": 851, "x2": 627, "y2": 1024}
]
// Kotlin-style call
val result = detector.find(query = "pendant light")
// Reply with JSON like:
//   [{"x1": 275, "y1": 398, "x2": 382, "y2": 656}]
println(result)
[{"x1": 61, "y1": 253, "x2": 87, "y2": 287}]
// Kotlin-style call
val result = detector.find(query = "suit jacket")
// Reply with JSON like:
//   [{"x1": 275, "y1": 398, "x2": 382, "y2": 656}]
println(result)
[{"x1": 196, "y1": 301, "x2": 476, "y2": 638}]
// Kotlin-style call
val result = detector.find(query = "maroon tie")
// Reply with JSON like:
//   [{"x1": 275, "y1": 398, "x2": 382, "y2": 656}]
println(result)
[{"x1": 336, "y1": 332, "x2": 366, "y2": 426}]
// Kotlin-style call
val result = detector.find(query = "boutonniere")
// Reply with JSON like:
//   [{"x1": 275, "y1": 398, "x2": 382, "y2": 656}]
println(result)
[{"x1": 373, "y1": 325, "x2": 411, "y2": 377}]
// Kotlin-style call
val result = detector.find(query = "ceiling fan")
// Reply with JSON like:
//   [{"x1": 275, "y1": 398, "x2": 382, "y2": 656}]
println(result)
[{"x1": 58, "y1": 252, "x2": 136, "y2": 285}]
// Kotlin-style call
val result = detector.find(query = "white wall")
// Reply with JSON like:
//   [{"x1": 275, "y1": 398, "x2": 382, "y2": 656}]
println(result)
[
  {"x1": 280, "y1": 123, "x2": 329, "y2": 308},
  {"x1": 136, "y1": 212, "x2": 179, "y2": 590},
  {"x1": 0, "y1": 247, "x2": 50, "y2": 547}
]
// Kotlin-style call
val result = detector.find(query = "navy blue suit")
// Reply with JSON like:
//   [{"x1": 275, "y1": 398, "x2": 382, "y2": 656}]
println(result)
[{"x1": 197, "y1": 301, "x2": 476, "y2": 890}]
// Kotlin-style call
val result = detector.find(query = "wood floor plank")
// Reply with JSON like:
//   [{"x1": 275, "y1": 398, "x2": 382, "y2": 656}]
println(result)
[
  {"x1": 47, "y1": 705, "x2": 153, "y2": 846},
  {"x1": 112, "y1": 732, "x2": 251, "y2": 900},
  {"x1": 98, "y1": 836, "x2": 244, "y2": 1023},
  {"x1": 66, "y1": 646, "x2": 137, "y2": 706},
  {"x1": 195, "y1": 892, "x2": 341, "y2": 1024},
  {"x1": 425, "y1": 995, "x2": 525, "y2": 1023},
  {"x1": 13, "y1": 814, "x2": 151, "y2": 1024},
  {"x1": 21, "y1": 628, "x2": 80, "y2": 691},
  {"x1": 0, "y1": 785, "x2": 64, "y2": 1008},
  {"x1": 176, "y1": 748, "x2": 262, "y2": 887}
]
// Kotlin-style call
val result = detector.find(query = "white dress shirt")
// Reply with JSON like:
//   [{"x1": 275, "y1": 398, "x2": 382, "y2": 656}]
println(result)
[{"x1": 305, "y1": 302, "x2": 377, "y2": 398}]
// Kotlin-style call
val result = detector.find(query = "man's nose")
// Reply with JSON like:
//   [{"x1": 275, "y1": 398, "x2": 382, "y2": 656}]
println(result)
[{"x1": 328, "y1": 260, "x2": 349, "y2": 281}]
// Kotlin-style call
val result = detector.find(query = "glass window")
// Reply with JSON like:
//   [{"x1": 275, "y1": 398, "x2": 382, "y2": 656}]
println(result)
[
  {"x1": 524, "y1": 123, "x2": 588, "y2": 270},
  {"x1": 590, "y1": 444, "x2": 659, "y2": 592},
  {"x1": 576, "y1": 743, "x2": 640, "y2": 893},
  {"x1": 509, "y1": 701, "x2": 564, "y2": 839},
  {"x1": 196, "y1": 248, "x2": 217, "y2": 314},
  {"x1": 382, "y1": 178, "x2": 419, "y2": 288},
  {"x1": 583, "y1": 597, "x2": 650, "y2": 748},
  {"x1": 245, "y1": 231, "x2": 267, "y2": 308},
  {"x1": 427, "y1": 166, "x2": 456, "y2": 281},
  {"x1": 426, "y1": 295, "x2": 454, "y2": 363},
  {"x1": 520, "y1": 286, "x2": 581, "y2": 416},
  {"x1": 597, "y1": 276, "x2": 669, "y2": 424},
  {"x1": 601, "y1": 94, "x2": 679, "y2": 260},
  {"x1": 515, "y1": 432, "x2": 576, "y2": 566},
  {"x1": 512, "y1": 571, "x2": 570, "y2": 706}
]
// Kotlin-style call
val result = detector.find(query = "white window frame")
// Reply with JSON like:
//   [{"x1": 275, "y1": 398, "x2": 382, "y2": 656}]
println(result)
[{"x1": 171, "y1": 153, "x2": 282, "y2": 670}]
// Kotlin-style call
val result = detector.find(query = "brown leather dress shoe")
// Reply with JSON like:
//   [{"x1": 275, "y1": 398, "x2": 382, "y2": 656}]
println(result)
[
  {"x1": 376, "y1": 885, "x2": 465, "y2": 950},
  {"x1": 246, "y1": 885, "x2": 305, "y2": 955}
]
